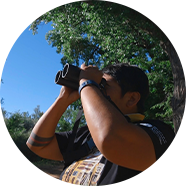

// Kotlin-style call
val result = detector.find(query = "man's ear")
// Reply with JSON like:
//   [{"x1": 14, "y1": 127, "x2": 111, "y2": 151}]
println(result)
[{"x1": 126, "y1": 92, "x2": 141, "y2": 108}]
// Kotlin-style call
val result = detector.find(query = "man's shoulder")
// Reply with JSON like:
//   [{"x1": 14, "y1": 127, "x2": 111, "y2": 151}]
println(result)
[{"x1": 135, "y1": 119, "x2": 175, "y2": 159}]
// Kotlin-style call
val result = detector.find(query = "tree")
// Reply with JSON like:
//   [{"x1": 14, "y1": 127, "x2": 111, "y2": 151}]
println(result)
[
  {"x1": 31, "y1": 0, "x2": 173, "y2": 123},
  {"x1": 3, "y1": 109, "x2": 41, "y2": 162},
  {"x1": 56, "y1": 105, "x2": 86, "y2": 132},
  {"x1": 2, "y1": 107, "x2": 8, "y2": 120},
  {"x1": 30, "y1": 1, "x2": 185, "y2": 133},
  {"x1": 145, "y1": 61, "x2": 174, "y2": 126},
  {"x1": 31, "y1": 105, "x2": 44, "y2": 124}
]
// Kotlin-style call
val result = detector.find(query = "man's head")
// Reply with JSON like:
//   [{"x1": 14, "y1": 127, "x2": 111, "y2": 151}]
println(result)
[{"x1": 102, "y1": 63, "x2": 149, "y2": 114}]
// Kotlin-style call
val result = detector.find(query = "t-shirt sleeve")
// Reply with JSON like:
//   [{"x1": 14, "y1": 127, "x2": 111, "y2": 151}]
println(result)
[
  {"x1": 55, "y1": 130, "x2": 72, "y2": 154},
  {"x1": 136, "y1": 120, "x2": 175, "y2": 160},
  {"x1": 55, "y1": 125, "x2": 90, "y2": 155}
]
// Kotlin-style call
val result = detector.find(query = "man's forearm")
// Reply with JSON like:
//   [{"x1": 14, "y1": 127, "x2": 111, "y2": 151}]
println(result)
[
  {"x1": 26, "y1": 91, "x2": 75, "y2": 161},
  {"x1": 80, "y1": 86, "x2": 128, "y2": 152},
  {"x1": 31, "y1": 97, "x2": 68, "y2": 136}
]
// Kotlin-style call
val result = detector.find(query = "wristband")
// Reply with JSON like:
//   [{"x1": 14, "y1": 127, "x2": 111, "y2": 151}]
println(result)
[{"x1": 79, "y1": 80, "x2": 100, "y2": 95}]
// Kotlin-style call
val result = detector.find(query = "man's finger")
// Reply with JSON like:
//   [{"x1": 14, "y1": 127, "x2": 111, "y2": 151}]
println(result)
[{"x1": 81, "y1": 63, "x2": 86, "y2": 68}]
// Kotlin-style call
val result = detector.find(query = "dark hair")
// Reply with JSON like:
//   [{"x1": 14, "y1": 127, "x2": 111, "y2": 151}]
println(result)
[{"x1": 102, "y1": 63, "x2": 149, "y2": 113}]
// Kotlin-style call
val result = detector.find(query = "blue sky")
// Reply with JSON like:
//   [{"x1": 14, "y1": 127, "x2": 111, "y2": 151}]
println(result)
[{"x1": 0, "y1": 23, "x2": 65, "y2": 115}]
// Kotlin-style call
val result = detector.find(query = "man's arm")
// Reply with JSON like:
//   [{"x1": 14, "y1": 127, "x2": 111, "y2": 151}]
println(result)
[
  {"x1": 79, "y1": 64, "x2": 156, "y2": 171},
  {"x1": 26, "y1": 86, "x2": 79, "y2": 161}
]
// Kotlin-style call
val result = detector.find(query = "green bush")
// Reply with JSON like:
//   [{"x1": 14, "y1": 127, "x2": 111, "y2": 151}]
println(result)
[{"x1": 3, "y1": 112, "x2": 39, "y2": 162}]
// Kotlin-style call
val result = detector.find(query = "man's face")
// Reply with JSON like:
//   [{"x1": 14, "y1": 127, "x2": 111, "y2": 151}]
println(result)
[
  {"x1": 102, "y1": 73, "x2": 141, "y2": 115},
  {"x1": 102, "y1": 74, "x2": 124, "y2": 111}
]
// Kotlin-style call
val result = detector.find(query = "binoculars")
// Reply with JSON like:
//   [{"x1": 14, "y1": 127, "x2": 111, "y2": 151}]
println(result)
[
  {"x1": 55, "y1": 63, "x2": 107, "y2": 91},
  {"x1": 55, "y1": 63, "x2": 81, "y2": 90}
]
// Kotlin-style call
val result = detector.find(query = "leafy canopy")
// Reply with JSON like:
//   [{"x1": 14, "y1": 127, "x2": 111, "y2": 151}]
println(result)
[
  {"x1": 31, "y1": 0, "x2": 168, "y2": 65},
  {"x1": 30, "y1": 1, "x2": 173, "y2": 126}
]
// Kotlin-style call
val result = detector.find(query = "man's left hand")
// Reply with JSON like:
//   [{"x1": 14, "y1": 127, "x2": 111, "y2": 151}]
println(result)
[{"x1": 79, "y1": 63, "x2": 103, "y2": 85}]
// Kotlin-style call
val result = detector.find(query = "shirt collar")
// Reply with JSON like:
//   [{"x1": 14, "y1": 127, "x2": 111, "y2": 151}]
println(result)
[{"x1": 125, "y1": 113, "x2": 145, "y2": 122}]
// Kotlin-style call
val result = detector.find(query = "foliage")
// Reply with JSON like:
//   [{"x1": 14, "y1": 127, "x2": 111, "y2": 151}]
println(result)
[
  {"x1": 31, "y1": 105, "x2": 44, "y2": 124},
  {"x1": 3, "y1": 106, "x2": 44, "y2": 162},
  {"x1": 0, "y1": 109, "x2": 34, "y2": 138},
  {"x1": 56, "y1": 103, "x2": 86, "y2": 132},
  {"x1": 145, "y1": 61, "x2": 173, "y2": 125},
  {"x1": 30, "y1": 1, "x2": 168, "y2": 66},
  {"x1": 1, "y1": 98, "x2": 4, "y2": 105},
  {"x1": 0, "y1": 107, "x2": 8, "y2": 119},
  {"x1": 30, "y1": 1, "x2": 174, "y2": 127},
  {"x1": 0, "y1": 155, "x2": 33, "y2": 186},
  {"x1": 0, "y1": 106, "x2": 47, "y2": 185}
]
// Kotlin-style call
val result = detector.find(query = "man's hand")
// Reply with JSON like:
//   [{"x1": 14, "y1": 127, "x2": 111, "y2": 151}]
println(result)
[
  {"x1": 58, "y1": 86, "x2": 79, "y2": 106},
  {"x1": 79, "y1": 63, "x2": 103, "y2": 85},
  {"x1": 57, "y1": 63, "x2": 103, "y2": 106}
]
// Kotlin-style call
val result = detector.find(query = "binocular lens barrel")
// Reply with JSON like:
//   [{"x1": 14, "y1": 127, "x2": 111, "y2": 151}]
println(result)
[
  {"x1": 55, "y1": 63, "x2": 81, "y2": 90},
  {"x1": 62, "y1": 63, "x2": 81, "y2": 83}
]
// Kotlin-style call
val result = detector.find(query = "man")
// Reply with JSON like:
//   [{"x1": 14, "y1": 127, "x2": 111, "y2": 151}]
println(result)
[{"x1": 27, "y1": 63, "x2": 175, "y2": 185}]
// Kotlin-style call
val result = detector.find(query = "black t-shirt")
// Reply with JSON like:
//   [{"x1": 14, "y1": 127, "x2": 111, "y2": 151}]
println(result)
[{"x1": 55, "y1": 120, "x2": 175, "y2": 185}]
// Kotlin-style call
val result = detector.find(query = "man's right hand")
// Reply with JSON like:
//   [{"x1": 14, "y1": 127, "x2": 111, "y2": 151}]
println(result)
[{"x1": 58, "y1": 86, "x2": 80, "y2": 105}]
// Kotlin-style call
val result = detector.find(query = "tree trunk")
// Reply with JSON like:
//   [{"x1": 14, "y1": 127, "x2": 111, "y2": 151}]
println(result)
[{"x1": 166, "y1": 2, "x2": 186, "y2": 186}]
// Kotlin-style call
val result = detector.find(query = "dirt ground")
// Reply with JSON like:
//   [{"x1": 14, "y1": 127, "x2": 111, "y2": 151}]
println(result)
[{"x1": 29, "y1": 165, "x2": 63, "y2": 186}]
